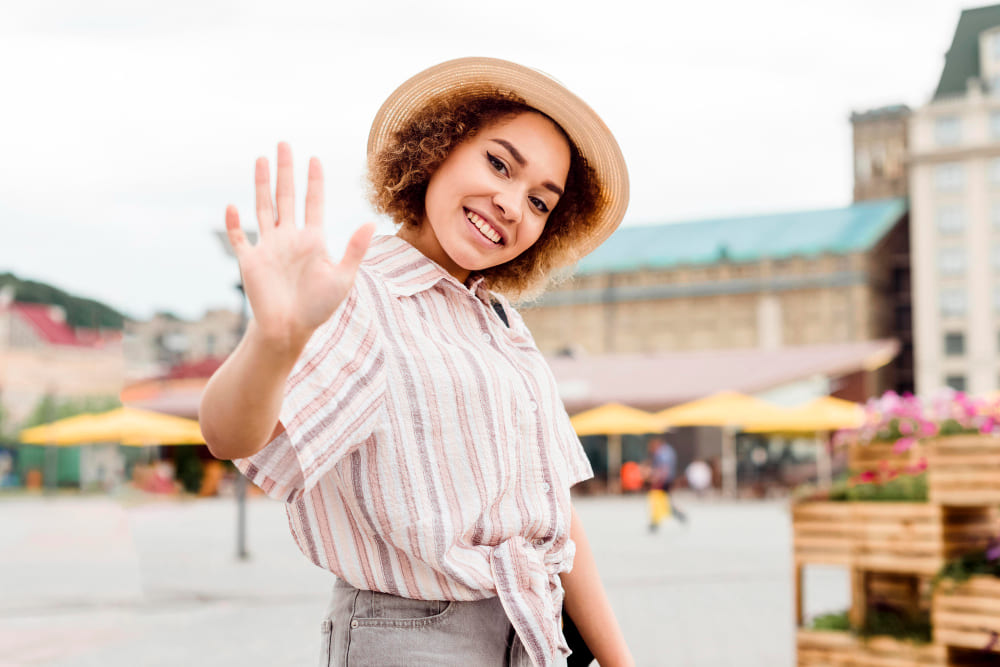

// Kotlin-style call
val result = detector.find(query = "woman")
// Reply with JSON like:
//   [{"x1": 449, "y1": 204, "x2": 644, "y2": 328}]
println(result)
[{"x1": 200, "y1": 57, "x2": 633, "y2": 667}]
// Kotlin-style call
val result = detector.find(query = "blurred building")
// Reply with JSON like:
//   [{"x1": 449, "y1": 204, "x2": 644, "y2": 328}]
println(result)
[
  {"x1": 851, "y1": 105, "x2": 911, "y2": 202},
  {"x1": 124, "y1": 309, "x2": 241, "y2": 381},
  {"x1": 0, "y1": 295, "x2": 124, "y2": 427},
  {"x1": 520, "y1": 198, "x2": 913, "y2": 398},
  {"x1": 910, "y1": 4, "x2": 1000, "y2": 396}
]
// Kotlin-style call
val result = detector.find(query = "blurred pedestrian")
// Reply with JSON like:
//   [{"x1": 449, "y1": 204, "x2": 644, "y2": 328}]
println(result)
[
  {"x1": 200, "y1": 58, "x2": 633, "y2": 666},
  {"x1": 685, "y1": 459, "x2": 712, "y2": 498},
  {"x1": 646, "y1": 437, "x2": 687, "y2": 531}
]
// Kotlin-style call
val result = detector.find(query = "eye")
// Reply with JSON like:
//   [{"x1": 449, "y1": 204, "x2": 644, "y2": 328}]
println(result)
[
  {"x1": 487, "y1": 152, "x2": 508, "y2": 176},
  {"x1": 529, "y1": 196, "x2": 550, "y2": 214}
]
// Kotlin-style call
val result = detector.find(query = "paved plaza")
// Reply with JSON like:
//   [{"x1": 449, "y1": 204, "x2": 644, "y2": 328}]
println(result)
[{"x1": 0, "y1": 491, "x2": 849, "y2": 666}]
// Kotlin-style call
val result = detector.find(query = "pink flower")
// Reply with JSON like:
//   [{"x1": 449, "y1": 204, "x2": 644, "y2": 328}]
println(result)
[
  {"x1": 854, "y1": 471, "x2": 878, "y2": 484},
  {"x1": 899, "y1": 420, "x2": 914, "y2": 435},
  {"x1": 892, "y1": 437, "x2": 916, "y2": 454},
  {"x1": 913, "y1": 457, "x2": 928, "y2": 472}
]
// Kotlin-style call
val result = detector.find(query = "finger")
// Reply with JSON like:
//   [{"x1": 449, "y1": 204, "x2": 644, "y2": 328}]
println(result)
[
  {"x1": 304, "y1": 157, "x2": 324, "y2": 229},
  {"x1": 255, "y1": 157, "x2": 275, "y2": 238},
  {"x1": 225, "y1": 205, "x2": 249, "y2": 256},
  {"x1": 275, "y1": 142, "x2": 294, "y2": 227},
  {"x1": 338, "y1": 222, "x2": 376, "y2": 275}
]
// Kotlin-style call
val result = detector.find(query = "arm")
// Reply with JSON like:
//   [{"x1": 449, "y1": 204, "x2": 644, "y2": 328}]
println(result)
[
  {"x1": 560, "y1": 504, "x2": 634, "y2": 667},
  {"x1": 199, "y1": 143, "x2": 374, "y2": 460},
  {"x1": 199, "y1": 319, "x2": 301, "y2": 460}
]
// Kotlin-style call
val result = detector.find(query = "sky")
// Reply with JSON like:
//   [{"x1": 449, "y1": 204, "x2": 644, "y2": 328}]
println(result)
[{"x1": 0, "y1": 0, "x2": 981, "y2": 321}]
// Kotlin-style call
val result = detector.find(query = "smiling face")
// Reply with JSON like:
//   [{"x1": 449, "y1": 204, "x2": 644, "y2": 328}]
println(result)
[{"x1": 399, "y1": 111, "x2": 572, "y2": 283}]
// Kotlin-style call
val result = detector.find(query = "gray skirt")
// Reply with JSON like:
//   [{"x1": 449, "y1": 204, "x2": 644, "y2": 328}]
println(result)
[{"x1": 320, "y1": 578, "x2": 565, "y2": 666}]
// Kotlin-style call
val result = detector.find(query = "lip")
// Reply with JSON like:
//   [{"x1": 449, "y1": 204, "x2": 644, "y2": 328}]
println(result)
[{"x1": 464, "y1": 207, "x2": 507, "y2": 246}]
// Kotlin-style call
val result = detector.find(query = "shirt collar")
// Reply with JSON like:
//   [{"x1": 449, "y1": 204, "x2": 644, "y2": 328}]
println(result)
[{"x1": 367, "y1": 235, "x2": 492, "y2": 304}]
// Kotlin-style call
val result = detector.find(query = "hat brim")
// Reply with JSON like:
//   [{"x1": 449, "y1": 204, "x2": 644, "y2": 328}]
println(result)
[{"x1": 367, "y1": 57, "x2": 629, "y2": 259}]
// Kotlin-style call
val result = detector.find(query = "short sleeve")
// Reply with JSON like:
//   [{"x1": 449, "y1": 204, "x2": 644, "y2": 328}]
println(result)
[
  {"x1": 234, "y1": 274, "x2": 387, "y2": 502},
  {"x1": 557, "y1": 409, "x2": 595, "y2": 487}
]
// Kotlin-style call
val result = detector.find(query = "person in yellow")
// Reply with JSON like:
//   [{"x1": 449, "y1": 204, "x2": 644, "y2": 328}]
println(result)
[{"x1": 646, "y1": 437, "x2": 687, "y2": 531}]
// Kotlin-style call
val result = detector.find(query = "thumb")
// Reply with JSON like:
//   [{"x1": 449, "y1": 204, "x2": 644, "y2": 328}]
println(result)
[{"x1": 339, "y1": 223, "x2": 376, "y2": 274}]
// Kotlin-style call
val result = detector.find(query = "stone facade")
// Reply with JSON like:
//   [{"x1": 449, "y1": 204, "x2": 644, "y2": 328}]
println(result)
[{"x1": 519, "y1": 217, "x2": 910, "y2": 398}]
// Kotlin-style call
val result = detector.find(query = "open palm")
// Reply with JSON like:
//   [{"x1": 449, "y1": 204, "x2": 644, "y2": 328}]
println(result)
[{"x1": 225, "y1": 143, "x2": 375, "y2": 351}]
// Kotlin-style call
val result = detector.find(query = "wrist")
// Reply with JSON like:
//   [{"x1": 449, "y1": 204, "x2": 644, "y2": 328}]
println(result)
[{"x1": 243, "y1": 320, "x2": 311, "y2": 366}]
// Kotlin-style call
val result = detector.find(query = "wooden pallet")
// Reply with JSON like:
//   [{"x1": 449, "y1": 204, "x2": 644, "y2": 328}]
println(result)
[
  {"x1": 927, "y1": 435, "x2": 1000, "y2": 506},
  {"x1": 933, "y1": 576, "x2": 1000, "y2": 654},
  {"x1": 793, "y1": 502, "x2": 997, "y2": 575}
]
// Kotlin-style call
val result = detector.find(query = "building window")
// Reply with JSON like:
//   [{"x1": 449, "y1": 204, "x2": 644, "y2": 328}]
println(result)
[
  {"x1": 945, "y1": 332, "x2": 966, "y2": 356},
  {"x1": 941, "y1": 288, "x2": 968, "y2": 317},
  {"x1": 940, "y1": 247, "x2": 966, "y2": 275},
  {"x1": 935, "y1": 164, "x2": 964, "y2": 192},
  {"x1": 937, "y1": 206, "x2": 966, "y2": 235},
  {"x1": 946, "y1": 375, "x2": 967, "y2": 392},
  {"x1": 935, "y1": 116, "x2": 961, "y2": 146}
]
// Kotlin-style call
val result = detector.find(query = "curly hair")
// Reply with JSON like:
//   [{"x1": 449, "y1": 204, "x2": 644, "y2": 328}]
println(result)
[{"x1": 367, "y1": 92, "x2": 603, "y2": 299}]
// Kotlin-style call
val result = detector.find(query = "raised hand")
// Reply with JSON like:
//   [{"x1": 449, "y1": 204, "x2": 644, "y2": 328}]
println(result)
[{"x1": 225, "y1": 142, "x2": 375, "y2": 352}]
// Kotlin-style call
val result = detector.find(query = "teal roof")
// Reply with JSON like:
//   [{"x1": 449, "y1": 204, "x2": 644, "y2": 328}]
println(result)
[
  {"x1": 934, "y1": 4, "x2": 1000, "y2": 100},
  {"x1": 575, "y1": 198, "x2": 908, "y2": 275}
]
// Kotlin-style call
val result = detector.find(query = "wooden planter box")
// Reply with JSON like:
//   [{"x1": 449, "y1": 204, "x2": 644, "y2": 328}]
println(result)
[
  {"x1": 848, "y1": 441, "x2": 927, "y2": 475},
  {"x1": 933, "y1": 576, "x2": 1000, "y2": 654},
  {"x1": 927, "y1": 435, "x2": 1000, "y2": 506},
  {"x1": 797, "y1": 630, "x2": 948, "y2": 666},
  {"x1": 797, "y1": 629, "x2": 997, "y2": 666},
  {"x1": 793, "y1": 502, "x2": 997, "y2": 575}
]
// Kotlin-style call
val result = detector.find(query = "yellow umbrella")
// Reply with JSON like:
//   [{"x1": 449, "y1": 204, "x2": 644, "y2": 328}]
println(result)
[
  {"x1": 20, "y1": 407, "x2": 204, "y2": 446},
  {"x1": 17, "y1": 413, "x2": 106, "y2": 446},
  {"x1": 570, "y1": 403, "x2": 664, "y2": 494},
  {"x1": 741, "y1": 396, "x2": 864, "y2": 490},
  {"x1": 654, "y1": 392, "x2": 792, "y2": 498},
  {"x1": 741, "y1": 397, "x2": 864, "y2": 433},
  {"x1": 654, "y1": 391, "x2": 791, "y2": 428},
  {"x1": 570, "y1": 403, "x2": 666, "y2": 435}
]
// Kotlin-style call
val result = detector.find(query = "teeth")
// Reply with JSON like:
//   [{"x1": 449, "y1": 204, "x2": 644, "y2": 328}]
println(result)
[{"x1": 466, "y1": 210, "x2": 501, "y2": 244}]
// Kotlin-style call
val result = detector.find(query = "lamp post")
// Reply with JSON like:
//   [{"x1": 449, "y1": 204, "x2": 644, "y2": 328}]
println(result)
[{"x1": 214, "y1": 229, "x2": 257, "y2": 561}]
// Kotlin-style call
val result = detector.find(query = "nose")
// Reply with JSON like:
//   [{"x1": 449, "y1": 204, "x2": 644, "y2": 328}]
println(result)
[{"x1": 492, "y1": 188, "x2": 522, "y2": 223}]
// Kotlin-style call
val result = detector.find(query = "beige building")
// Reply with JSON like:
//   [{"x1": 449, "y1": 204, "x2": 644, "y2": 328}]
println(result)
[
  {"x1": 124, "y1": 309, "x2": 242, "y2": 381},
  {"x1": 520, "y1": 199, "x2": 913, "y2": 398},
  {"x1": 910, "y1": 5, "x2": 1000, "y2": 396},
  {"x1": 0, "y1": 299, "x2": 124, "y2": 428},
  {"x1": 851, "y1": 105, "x2": 910, "y2": 202}
]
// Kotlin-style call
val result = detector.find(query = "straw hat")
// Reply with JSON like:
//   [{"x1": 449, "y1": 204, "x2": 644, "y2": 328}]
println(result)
[{"x1": 367, "y1": 57, "x2": 630, "y2": 258}]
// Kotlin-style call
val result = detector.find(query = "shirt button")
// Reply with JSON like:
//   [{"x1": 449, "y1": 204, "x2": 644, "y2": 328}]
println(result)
[
  {"x1": 534, "y1": 538, "x2": 545, "y2": 547},
  {"x1": 482, "y1": 332, "x2": 491, "y2": 342},
  {"x1": 350, "y1": 620, "x2": 359, "y2": 629},
  {"x1": 541, "y1": 482, "x2": 550, "y2": 492},
  {"x1": 529, "y1": 401, "x2": 538, "y2": 412}
]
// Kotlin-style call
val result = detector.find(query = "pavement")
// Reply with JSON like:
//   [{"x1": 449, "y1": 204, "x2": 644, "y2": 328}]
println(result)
[{"x1": 0, "y1": 490, "x2": 849, "y2": 666}]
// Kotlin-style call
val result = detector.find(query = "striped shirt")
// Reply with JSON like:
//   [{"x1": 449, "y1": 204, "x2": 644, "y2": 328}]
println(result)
[{"x1": 235, "y1": 235, "x2": 593, "y2": 667}]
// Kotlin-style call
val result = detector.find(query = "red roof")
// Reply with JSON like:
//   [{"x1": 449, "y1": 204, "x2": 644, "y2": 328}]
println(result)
[
  {"x1": 12, "y1": 303, "x2": 84, "y2": 346},
  {"x1": 6, "y1": 303, "x2": 120, "y2": 348}
]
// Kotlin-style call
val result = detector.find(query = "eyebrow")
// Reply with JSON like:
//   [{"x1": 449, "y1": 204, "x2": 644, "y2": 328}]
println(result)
[{"x1": 490, "y1": 139, "x2": 564, "y2": 197}]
